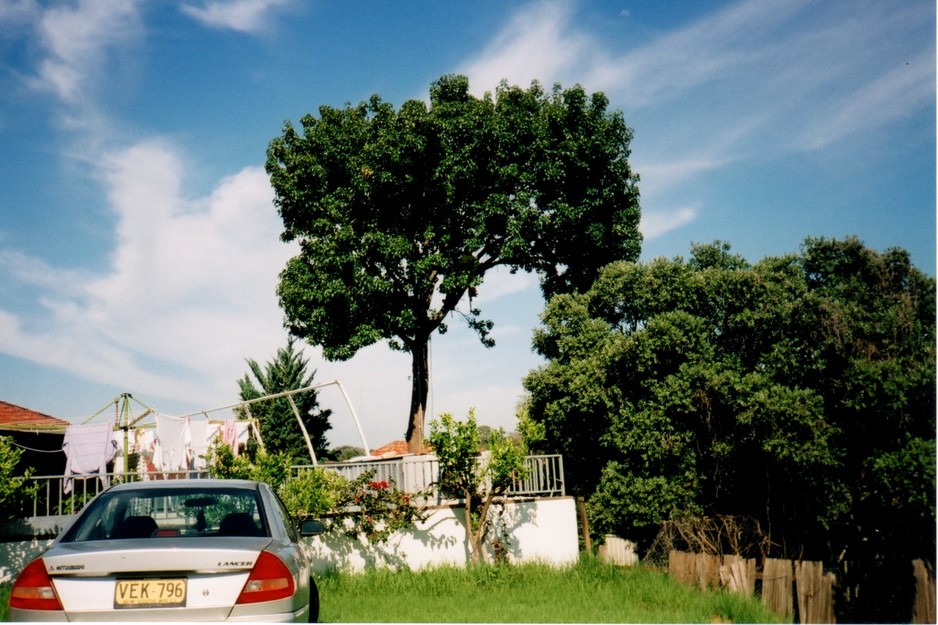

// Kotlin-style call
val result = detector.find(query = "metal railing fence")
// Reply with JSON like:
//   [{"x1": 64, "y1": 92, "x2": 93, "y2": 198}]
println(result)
[
  {"x1": 24, "y1": 469, "x2": 211, "y2": 517},
  {"x1": 296, "y1": 453, "x2": 565, "y2": 500},
  {"x1": 20, "y1": 454, "x2": 564, "y2": 518}
]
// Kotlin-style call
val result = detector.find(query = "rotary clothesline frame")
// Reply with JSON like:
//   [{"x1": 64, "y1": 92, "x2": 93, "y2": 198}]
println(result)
[
  {"x1": 82, "y1": 379, "x2": 369, "y2": 476},
  {"x1": 175, "y1": 379, "x2": 371, "y2": 464}
]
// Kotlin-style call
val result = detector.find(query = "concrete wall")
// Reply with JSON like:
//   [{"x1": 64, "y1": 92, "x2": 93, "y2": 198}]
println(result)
[
  {"x1": 0, "y1": 497, "x2": 579, "y2": 581},
  {"x1": 307, "y1": 497, "x2": 579, "y2": 573}
]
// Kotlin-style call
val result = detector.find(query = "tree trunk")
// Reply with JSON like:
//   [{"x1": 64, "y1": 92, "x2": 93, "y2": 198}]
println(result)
[
  {"x1": 464, "y1": 491, "x2": 482, "y2": 565},
  {"x1": 405, "y1": 335, "x2": 430, "y2": 453}
]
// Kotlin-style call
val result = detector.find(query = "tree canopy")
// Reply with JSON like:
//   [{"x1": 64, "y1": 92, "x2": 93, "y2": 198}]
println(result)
[
  {"x1": 522, "y1": 237, "x2": 935, "y2": 621},
  {"x1": 266, "y1": 74, "x2": 641, "y2": 451},
  {"x1": 238, "y1": 338, "x2": 332, "y2": 462}
]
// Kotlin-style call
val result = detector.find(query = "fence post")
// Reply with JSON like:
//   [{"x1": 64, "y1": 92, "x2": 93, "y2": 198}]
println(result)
[
  {"x1": 912, "y1": 559, "x2": 936, "y2": 624},
  {"x1": 762, "y1": 558, "x2": 794, "y2": 621},
  {"x1": 721, "y1": 554, "x2": 756, "y2": 596},
  {"x1": 575, "y1": 497, "x2": 591, "y2": 552},
  {"x1": 696, "y1": 552, "x2": 720, "y2": 590},
  {"x1": 795, "y1": 560, "x2": 835, "y2": 623}
]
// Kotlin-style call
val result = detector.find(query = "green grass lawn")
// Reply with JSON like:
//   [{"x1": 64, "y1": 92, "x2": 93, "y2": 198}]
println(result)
[
  {"x1": 316, "y1": 557, "x2": 785, "y2": 623},
  {"x1": 0, "y1": 556, "x2": 785, "y2": 622}
]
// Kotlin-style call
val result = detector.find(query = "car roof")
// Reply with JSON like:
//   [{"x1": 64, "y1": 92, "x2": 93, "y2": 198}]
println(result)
[{"x1": 103, "y1": 479, "x2": 263, "y2": 493}]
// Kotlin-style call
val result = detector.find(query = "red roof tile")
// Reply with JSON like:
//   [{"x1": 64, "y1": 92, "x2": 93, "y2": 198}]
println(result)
[
  {"x1": 0, "y1": 401, "x2": 70, "y2": 430},
  {"x1": 371, "y1": 440, "x2": 432, "y2": 458}
]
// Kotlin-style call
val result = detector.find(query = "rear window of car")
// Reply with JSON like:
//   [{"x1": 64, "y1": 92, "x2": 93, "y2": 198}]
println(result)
[{"x1": 61, "y1": 486, "x2": 268, "y2": 542}]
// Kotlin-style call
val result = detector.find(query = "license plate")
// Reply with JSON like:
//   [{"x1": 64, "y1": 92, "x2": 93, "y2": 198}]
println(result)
[{"x1": 114, "y1": 578, "x2": 187, "y2": 609}]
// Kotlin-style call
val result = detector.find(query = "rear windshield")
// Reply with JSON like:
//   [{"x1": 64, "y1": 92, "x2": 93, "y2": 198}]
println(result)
[{"x1": 61, "y1": 486, "x2": 268, "y2": 542}]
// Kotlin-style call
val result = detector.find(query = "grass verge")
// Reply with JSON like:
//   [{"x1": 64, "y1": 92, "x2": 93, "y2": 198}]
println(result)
[
  {"x1": 316, "y1": 556, "x2": 785, "y2": 623},
  {"x1": 0, "y1": 556, "x2": 784, "y2": 622}
]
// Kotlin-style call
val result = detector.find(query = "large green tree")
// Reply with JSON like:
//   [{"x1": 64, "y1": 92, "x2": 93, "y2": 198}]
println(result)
[
  {"x1": 238, "y1": 338, "x2": 332, "y2": 462},
  {"x1": 266, "y1": 74, "x2": 641, "y2": 452},
  {"x1": 523, "y1": 237, "x2": 935, "y2": 621}
]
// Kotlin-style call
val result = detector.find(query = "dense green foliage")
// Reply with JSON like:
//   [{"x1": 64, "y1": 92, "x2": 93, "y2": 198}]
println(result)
[
  {"x1": 428, "y1": 411, "x2": 529, "y2": 564},
  {"x1": 523, "y1": 237, "x2": 935, "y2": 621},
  {"x1": 0, "y1": 436, "x2": 37, "y2": 520},
  {"x1": 315, "y1": 557, "x2": 784, "y2": 623},
  {"x1": 266, "y1": 74, "x2": 641, "y2": 450},
  {"x1": 238, "y1": 338, "x2": 332, "y2": 462}
]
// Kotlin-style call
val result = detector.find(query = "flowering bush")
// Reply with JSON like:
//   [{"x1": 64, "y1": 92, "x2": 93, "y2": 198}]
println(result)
[
  {"x1": 209, "y1": 446, "x2": 426, "y2": 543},
  {"x1": 330, "y1": 470, "x2": 427, "y2": 542}
]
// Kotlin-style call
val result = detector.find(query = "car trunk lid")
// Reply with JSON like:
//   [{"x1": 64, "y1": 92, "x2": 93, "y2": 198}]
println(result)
[{"x1": 41, "y1": 538, "x2": 272, "y2": 620}]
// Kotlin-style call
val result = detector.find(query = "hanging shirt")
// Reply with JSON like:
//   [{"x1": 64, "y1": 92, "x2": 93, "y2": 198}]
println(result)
[
  {"x1": 62, "y1": 423, "x2": 118, "y2": 493},
  {"x1": 220, "y1": 419, "x2": 239, "y2": 455}
]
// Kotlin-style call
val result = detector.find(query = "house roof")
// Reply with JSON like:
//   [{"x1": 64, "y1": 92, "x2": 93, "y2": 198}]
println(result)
[
  {"x1": 0, "y1": 401, "x2": 70, "y2": 432},
  {"x1": 370, "y1": 440, "x2": 432, "y2": 458}
]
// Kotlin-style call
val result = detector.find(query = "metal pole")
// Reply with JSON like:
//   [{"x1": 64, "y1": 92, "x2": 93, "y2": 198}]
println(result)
[
  {"x1": 334, "y1": 379, "x2": 371, "y2": 456},
  {"x1": 287, "y1": 394, "x2": 317, "y2": 465}
]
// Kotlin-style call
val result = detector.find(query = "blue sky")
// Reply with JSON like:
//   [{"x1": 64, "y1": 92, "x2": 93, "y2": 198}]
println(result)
[{"x1": 0, "y1": 0, "x2": 934, "y2": 450}]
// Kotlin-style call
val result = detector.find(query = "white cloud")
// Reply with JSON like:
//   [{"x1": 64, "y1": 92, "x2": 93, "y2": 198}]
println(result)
[
  {"x1": 0, "y1": 138, "x2": 297, "y2": 408},
  {"x1": 461, "y1": 0, "x2": 932, "y2": 247},
  {"x1": 640, "y1": 206, "x2": 699, "y2": 241},
  {"x1": 797, "y1": 49, "x2": 936, "y2": 152},
  {"x1": 586, "y1": 0, "x2": 811, "y2": 108},
  {"x1": 30, "y1": 0, "x2": 143, "y2": 103},
  {"x1": 0, "y1": 249, "x2": 91, "y2": 297},
  {"x1": 472, "y1": 267, "x2": 538, "y2": 304},
  {"x1": 180, "y1": 0, "x2": 292, "y2": 34},
  {"x1": 458, "y1": 0, "x2": 594, "y2": 95}
]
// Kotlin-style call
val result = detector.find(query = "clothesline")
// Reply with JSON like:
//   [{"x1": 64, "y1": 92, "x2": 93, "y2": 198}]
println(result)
[
  {"x1": 56, "y1": 381, "x2": 369, "y2": 489},
  {"x1": 63, "y1": 415, "x2": 262, "y2": 492}
]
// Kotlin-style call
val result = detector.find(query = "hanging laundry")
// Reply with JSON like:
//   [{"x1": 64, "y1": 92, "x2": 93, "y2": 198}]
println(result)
[
  {"x1": 220, "y1": 419, "x2": 239, "y2": 456},
  {"x1": 188, "y1": 420, "x2": 215, "y2": 470},
  {"x1": 133, "y1": 429, "x2": 159, "y2": 477},
  {"x1": 63, "y1": 423, "x2": 118, "y2": 494},
  {"x1": 156, "y1": 414, "x2": 190, "y2": 473}
]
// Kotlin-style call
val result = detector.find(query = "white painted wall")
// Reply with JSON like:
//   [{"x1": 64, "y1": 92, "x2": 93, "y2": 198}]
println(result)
[
  {"x1": 306, "y1": 497, "x2": 580, "y2": 573},
  {"x1": 0, "y1": 538, "x2": 54, "y2": 583},
  {"x1": 0, "y1": 498, "x2": 580, "y2": 581}
]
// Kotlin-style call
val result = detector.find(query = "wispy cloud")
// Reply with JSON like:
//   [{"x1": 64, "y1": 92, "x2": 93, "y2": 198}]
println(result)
[
  {"x1": 640, "y1": 206, "x2": 699, "y2": 241},
  {"x1": 0, "y1": 0, "x2": 39, "y2": 25},
  {"x1": 179, "y1": 0, "x2": 293, "y2": 34},
  {"x1": 462, "y1": 0, "x2": 934, "y2": 242},
  {"x1": 458, "y1": 0, "x2": 593, "y2": 95},
  {"x1": 29, "y1": 0, "x2": 143, "y2": 103},
  {"x1": 796, "y1": 48, "x2": 935, "y2": 151}
]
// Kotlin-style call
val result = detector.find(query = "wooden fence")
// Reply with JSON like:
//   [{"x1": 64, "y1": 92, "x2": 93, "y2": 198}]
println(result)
[{"x1": 668, "y1": 551, "x2": 936, "y2": 624}]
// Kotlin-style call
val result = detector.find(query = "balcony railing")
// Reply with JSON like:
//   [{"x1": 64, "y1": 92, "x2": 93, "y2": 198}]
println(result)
[
  {"x1": 19, "y1": 454, "x2": 564, "y2": 519},
  {"x1": 24, "y1": 469, "x2": 212, "y2": 518},
  {"x1": 298, "y1": 453, "x2": 566, "y2": 501}
]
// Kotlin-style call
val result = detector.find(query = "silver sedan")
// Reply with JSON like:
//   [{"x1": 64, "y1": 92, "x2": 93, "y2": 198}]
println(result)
[{"x1": 8, "y1": 479, "x2": 324, "y2": 622}]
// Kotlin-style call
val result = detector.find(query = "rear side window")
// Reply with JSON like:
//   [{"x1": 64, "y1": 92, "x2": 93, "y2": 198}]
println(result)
[
  {"x1": 61, "y1": 487, "x2": 268, "y2": 541},
  {"x1": 270, "y1": 491, "x2": 299, "y2": 542}
]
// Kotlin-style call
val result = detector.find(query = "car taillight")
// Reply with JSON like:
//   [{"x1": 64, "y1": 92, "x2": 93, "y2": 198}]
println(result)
[
  {"x1": 236, "y1": 551, "x2": 295, "y2": 604},
  {"x1": 9, "y1": 558, "x2": 63, "y2": 611}
]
